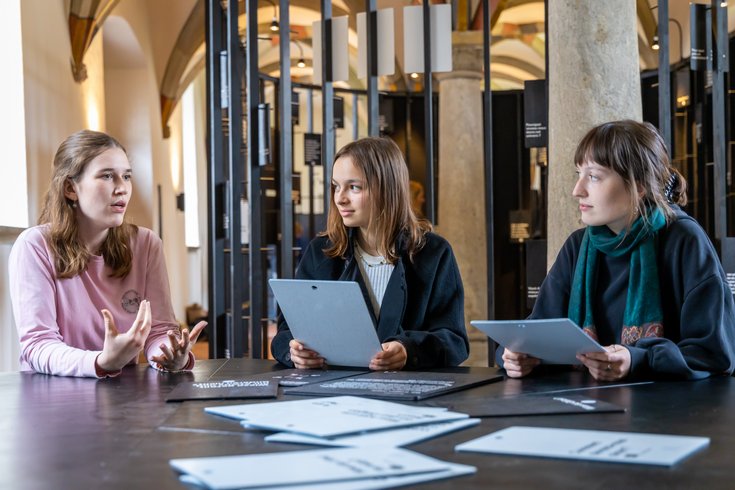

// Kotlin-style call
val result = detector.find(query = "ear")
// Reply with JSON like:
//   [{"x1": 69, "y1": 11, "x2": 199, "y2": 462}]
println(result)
[{"x1": 63, "y1": 178, "x2": 78, "y2": 202}]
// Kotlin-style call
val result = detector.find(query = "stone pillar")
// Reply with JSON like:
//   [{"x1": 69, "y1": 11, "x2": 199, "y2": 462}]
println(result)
[
  {"x1": 436, "y1": 32, "x2": 486, "y2": 365},
  {"x1": 547, "y1": 1, "x2": 642, "y2": 265}
]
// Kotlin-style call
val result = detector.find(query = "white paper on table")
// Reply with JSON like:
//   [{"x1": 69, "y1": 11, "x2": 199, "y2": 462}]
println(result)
[
  {"x1": 205, "y1": 395, "x2": 466, "y2": 438},
  {"x1": 264, "y1": 418, "x2": 481, "y2": 448},
  {"x1": 170, "y1": 446, "x2": 454, "y2": 489},
  {"x1": 455, "y1": 426, "x2": 710, "y2": 466}
]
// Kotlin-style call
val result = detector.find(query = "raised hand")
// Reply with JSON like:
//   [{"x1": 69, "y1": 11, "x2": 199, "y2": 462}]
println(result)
[
  {"x1": 97, "y1": 300, "x2": 152, "y2": 372},
  {"x1": 150, "y1": 320, "x2": 207, "y2": 372}
]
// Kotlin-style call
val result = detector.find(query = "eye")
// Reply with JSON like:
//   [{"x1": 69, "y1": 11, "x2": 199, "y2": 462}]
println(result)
[
  {"x1": 100, "y1": 172, "x2": 113, "y2": 180},
  {"x1": 123, "y1": 174, "x2": 132, "y2": 181},
  {"x1": 588, "y1": 174, "x2": 600, "y2": 182},
  {"x1": 350, "y1": 184, "x2": 362, "y2": 191}
]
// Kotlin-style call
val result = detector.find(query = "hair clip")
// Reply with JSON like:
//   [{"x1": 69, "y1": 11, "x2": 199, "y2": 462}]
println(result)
[{"x1": 664, "y1": 172, "x2": 678, "y2": 202}]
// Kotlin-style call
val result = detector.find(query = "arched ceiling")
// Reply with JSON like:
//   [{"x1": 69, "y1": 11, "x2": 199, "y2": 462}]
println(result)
[{"x1": 73, "y1": 0, "x2": 735, "y2": 137}]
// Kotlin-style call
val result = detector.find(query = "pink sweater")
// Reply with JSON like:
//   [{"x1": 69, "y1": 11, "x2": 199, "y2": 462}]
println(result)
[{"x1": 9, "y1": 225, "x2": 194, "y2": 377}]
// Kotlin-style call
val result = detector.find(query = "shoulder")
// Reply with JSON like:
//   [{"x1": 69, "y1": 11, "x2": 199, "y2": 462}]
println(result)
[
  {"x1": 11, "y1": 225, "x2": 51, "y2": 255},
  {"x1": 661, "y1": 210, "x2": 714, "y2": 252},
  {"x1": 129, "y1": 226, "x2": 158, "y2": 248},
  {"x1": 414, "y1": 232, "x2": 454, "y2": 257}
]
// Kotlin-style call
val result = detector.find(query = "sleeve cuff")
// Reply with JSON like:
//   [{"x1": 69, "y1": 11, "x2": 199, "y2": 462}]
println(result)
[{"x1": 94, "y1": 355, "x2": 122, "y2": 379}]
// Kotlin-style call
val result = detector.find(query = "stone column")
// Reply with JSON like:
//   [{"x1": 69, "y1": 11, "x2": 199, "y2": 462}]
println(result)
[
  {"x1": 436, "y1": 32, "x2": 486, "y2": 365},
  {"x1": 547, "y1": 0, "x2": 642, "y2": 265}
]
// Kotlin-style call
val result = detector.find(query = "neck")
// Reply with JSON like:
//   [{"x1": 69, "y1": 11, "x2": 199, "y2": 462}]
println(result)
[
  {"x1": 77, "y1": 220, "x2": 110, "y2": 255},
  {"x1": 356, "y1": 229, "x2": 379, "y2": 256}
]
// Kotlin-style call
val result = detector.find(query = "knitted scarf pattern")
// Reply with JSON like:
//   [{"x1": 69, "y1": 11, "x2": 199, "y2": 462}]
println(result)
[{"x1": 568, "y1": 208, "x2": 666, "y2": 345}]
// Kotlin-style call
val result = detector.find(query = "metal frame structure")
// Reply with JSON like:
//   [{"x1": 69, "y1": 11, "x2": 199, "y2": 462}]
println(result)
[
  {"x1": 711, "y1": 0, "x2": 729, "y2": 244},
  {"x1": 205, "y1": 1, "x2": 498, "y2": 365},
  {"x1": 657, "y1": 0, "x2": 672, "y2": 152}
]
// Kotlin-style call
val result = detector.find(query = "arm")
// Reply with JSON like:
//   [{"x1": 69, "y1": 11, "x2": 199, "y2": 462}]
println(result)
[
  {"x1": 10, "y1": 230, "x2": 103, "y2": 377},
  {"x1": 627, "y1": 275, "x2": 735, "y2": 380},
  {"x1": 386, "y1": 244, "x2": 469, "y2": 369},
  {"x1": 270, "y1": 240, "x2": 324, "y2": 367},
  {"x1": 141, "y1": 232, "x2": 199, "y2": 371},
  {"x1": 627, "y1": 222, "x2": 735, "y2": 380},
  {"x1": 495, "y1": 234, "x2": 577, "y2": 371}
]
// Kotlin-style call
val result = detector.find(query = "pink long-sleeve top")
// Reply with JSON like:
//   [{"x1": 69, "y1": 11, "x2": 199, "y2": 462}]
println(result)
[{"x1": 9, "y1": 225, "x2": 194, "y2": 377}]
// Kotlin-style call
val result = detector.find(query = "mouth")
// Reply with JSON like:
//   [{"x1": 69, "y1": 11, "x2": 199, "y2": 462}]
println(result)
[
  {"x1": 339, "y1": 209, "x2": 354, "y2": 217},
  {"x1": 111, "y1": 201, "x2": 127, "y2": 213},
  {"x1": 579, "y1": 203, "x2": 591, "y2": 212}
]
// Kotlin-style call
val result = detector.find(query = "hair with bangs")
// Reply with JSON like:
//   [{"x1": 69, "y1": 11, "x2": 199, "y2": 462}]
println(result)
[
  {"x1": 39, "y1": 130, "x2": 137, "y2": 279},
  {"x1": 322, "y1": 137, "x2": 432, "y2": 263},
  {"x1": 574, "y1": 120, "x2": 687, "y2": 229}
]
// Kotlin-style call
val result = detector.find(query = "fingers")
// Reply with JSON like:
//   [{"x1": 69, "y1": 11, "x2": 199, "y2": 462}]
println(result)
[
  {"x1": 502, "y1": 349, "x2": 540, "y2": 378},
  {"x1": 288, "y1": 340, "x2": 324, "y2": 369},
  {"x1": 189, "y1": 321, "x2": 207, "y2": 344},
  {"x1": 578, "y1": 344, "x2": 631, "y2": 381},
  {"x1": 370, "y1": 342, "x2": 407, "y2": 371},
  {"x1": 101, "y1": 309, "x2": 118, "y2": 338}
]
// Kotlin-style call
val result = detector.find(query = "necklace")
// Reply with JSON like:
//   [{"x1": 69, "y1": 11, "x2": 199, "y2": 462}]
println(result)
[{"x1": 355, "y1": 247, "x2": 388, "y2": 267}]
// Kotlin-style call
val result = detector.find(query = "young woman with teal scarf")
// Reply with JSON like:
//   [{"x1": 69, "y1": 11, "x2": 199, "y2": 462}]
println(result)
[{"x1": 501, "y1": 120, "x2": 735, "y2": 381}]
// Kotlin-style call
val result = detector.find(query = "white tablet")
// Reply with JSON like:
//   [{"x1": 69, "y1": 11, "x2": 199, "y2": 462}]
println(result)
[
  {"x1": 269, "y1": 279, "x2": 383, "y2": 367},
  {"x1": 470, "y1": 318, "x2": 606, "y2": 364}
]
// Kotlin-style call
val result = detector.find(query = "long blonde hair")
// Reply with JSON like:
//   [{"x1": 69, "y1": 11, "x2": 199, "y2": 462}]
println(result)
[
  {"x1": 323, "y1": 137, "x2": 431, "y2": 263},
  {"x1": 38, "y1": 130, "x2": 137, "y2": 279}
]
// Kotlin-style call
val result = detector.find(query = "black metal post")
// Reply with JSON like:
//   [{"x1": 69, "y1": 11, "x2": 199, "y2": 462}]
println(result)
[
  {"x1": 279, "y1": 0, "x2": 293, "y2": 278},
  {"x1": 245, "y1": 0, "x2": 264, "y2": 358},
  {"x1": 366, "y1": 0, "x2": 379, "y2": 136},
  {"x1": 657, "y1": 0, "x2": 672, "y2": 153},
  {"x1": 226, "y1": 0, "x2": 246, "y2": 358},
  {"x1": 423, "y1": 0, "x2": 435, "y2": 224},
  {"x1": 482, "y1": 0, "x2": 496, "y2": 364},
  {"x1": 712, "y1": 0, "x2": 728, "y2": 243},
  {"x1": 321, "y1": 1, "x2": 335, "y2": 212}
]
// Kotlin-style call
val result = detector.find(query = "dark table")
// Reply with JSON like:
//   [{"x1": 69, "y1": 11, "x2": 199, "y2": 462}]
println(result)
[{"x1": 1, "y1": 359, "x2": 733, "y2": 489}]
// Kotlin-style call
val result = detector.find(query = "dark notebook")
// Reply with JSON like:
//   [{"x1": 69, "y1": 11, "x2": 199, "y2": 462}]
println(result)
[
  {"x1": 284, "y1": 370, "x2": 504, "y2": 401},
  {"x1": 426, "y1": 394, "x2": 625, "y2": 417},
  {"x1": 271, "y1": 368, "x2": 369, "y2": 387},
  {"x1": 165, "y1": 379, "x2": 278, "y2": 402}
]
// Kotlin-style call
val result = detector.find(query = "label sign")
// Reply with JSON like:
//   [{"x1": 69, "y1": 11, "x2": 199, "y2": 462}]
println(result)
[
  {"x1": 524, "y1": 79, "x2": 547, "y2": 148},
  {"x1": 304, "y1": 133, "x2": 322, "y2": 166}
]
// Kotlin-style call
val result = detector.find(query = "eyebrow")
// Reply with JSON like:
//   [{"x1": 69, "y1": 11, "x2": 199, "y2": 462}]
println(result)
[
  {"x1": 96, "y1": 168, "x2": 132, "y2": 173},
  {"x1": 331, "y1": 178, "x2": 362, "y2": 185}
]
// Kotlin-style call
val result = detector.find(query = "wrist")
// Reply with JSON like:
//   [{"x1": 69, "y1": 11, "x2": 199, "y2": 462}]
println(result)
[{"x1": 94, "y1": 354, "x2": 121, "y2": 378}]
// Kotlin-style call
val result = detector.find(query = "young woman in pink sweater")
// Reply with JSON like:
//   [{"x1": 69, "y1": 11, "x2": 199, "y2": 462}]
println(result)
[{"x1": 9, "y1": 130, "x2": 205, "y2": 377}]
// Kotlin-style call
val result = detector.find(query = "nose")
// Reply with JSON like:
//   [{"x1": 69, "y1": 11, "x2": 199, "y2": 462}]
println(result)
[
  {"x1": 572, "y1": 177, "x2": 586, "y2": 198},
  {"x1": 113, "y1": 176, "x2": 129, "y2": 194},
  {"x1": 334, "y1": 187, "x2": 348, "y2": 204}
]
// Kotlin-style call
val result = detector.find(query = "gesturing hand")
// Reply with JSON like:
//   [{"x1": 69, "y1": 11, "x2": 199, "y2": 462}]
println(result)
[
  {"x1": 97, "y1": 300, "x2": 152, "y2": 372},
  {"x1": 151, "y1": 320, "x2": 207, "y2": 372}
]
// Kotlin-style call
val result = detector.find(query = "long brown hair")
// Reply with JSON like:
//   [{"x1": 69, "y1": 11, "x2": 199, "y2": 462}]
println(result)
[
  {"x1": 38, "y1": 130, "x2": 137, "y2": 279},
  {"x1": 574, "y1": 120, "x2": 687, "y2": 228},
  {"x1": 323, "y1": 137, "x2": 431, "y2": 263}
]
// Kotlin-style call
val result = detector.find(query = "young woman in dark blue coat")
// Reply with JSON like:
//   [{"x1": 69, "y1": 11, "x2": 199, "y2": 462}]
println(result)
[{"x1": 271, "y1": 137, "x2": 469, "y2": 370}]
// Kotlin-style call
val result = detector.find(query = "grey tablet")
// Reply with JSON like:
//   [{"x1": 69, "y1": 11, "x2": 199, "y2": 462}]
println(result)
[
  {"x1": 269, "y1": 279, "x2": 383, "y2": 367},
  {"x1": 471, "y1": 318, "x2": 606, "y2": 365}
]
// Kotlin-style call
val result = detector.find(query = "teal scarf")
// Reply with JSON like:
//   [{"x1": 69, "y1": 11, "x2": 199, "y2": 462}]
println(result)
[{"x1": 568, "y1": 208, "x2": 666, "y2": 345}]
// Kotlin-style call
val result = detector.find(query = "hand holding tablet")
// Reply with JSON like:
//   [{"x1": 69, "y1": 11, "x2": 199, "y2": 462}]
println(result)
[{"x1": 471, "y1": 318, "x2": 606, "y2": 365}]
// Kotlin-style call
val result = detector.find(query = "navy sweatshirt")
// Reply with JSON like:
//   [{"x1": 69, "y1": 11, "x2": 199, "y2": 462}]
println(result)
[{"x1": 499, "y1": 208, "x2": 735, "y2": 380}]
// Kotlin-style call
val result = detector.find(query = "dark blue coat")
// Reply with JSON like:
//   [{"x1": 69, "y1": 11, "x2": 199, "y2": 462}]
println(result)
[{"x1": 271, "y1": 231, "x2": 469, "y2": 369}]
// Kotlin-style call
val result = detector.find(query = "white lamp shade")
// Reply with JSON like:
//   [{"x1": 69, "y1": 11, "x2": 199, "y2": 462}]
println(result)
[
  {"x1": 313, "y1": 16, "x2": 350, "y2": 84},
  {"x1": 403, "y1": 4, "x2": 452, "y2": 74},
  {"x1": 357, "y1": 8, "x2": 395, "y2": 79}
]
